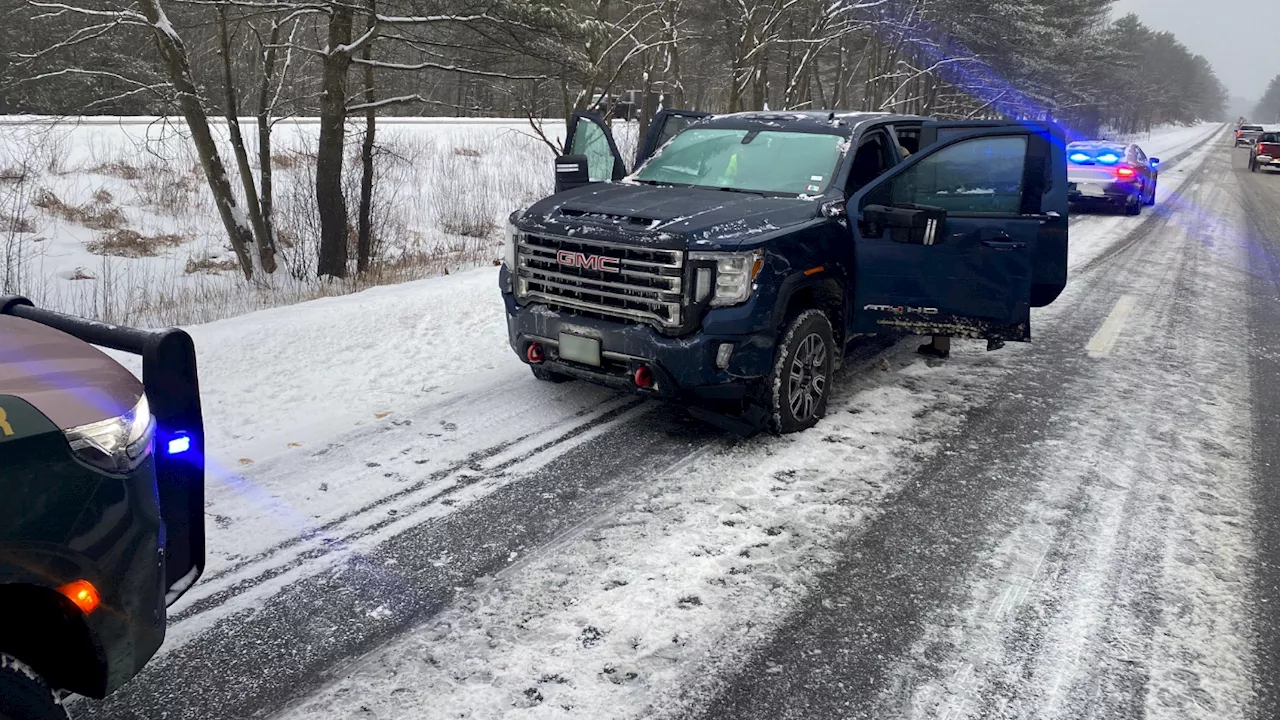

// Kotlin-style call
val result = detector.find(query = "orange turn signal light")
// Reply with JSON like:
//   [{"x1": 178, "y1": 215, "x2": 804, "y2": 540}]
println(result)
[{"x1": 57, "y1": 580, "x2": 101, "y2": 614}]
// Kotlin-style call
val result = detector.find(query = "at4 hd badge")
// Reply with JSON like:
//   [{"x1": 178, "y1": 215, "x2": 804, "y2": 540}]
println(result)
[{"x1": 864, "y1": 304, "x2": 940, "y2": 315}]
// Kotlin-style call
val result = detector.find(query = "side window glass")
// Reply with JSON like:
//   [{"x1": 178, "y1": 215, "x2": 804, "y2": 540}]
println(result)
[
  {"x1": 895, "y1": 127, "x2": 922, "y2": 156},
  {"x1": 847, "y1": 133, "x2": 889, "y2": 194},
  {"x1": 569, "y1": 117, "x2": 617, "y2": 182},
  {"x1": 890, "y1": 135, "x2": 1028, "y2": 214},
  {"x1": 1135, "y1": 147, "x2": 1147, "y2": 163}
]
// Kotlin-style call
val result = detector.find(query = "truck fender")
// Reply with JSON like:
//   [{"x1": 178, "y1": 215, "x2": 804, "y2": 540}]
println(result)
[{"x1": 770, "y1": 272, "x2": 848, "y2": 348}]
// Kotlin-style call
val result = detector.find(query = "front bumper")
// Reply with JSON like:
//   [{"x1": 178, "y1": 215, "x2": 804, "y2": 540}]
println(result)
[
  {"x1": 504, "y1": 294, "x2": 776, "y2": 401},
  {"x1": 0, "y1": 406, "x2": 166, "y2": 698}
]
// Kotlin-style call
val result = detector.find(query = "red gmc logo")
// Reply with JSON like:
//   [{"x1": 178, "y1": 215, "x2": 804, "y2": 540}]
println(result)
[{"x1": 556, "y1": 250, "x2": 620, "y2": 273}]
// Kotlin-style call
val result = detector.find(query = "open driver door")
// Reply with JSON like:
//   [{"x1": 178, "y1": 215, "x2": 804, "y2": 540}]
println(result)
[{"x1": 846, "y1": 120, "x2": 1068, "y2": 343}]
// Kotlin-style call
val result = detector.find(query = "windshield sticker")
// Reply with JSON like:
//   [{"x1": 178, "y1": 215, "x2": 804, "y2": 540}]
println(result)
[
  {"x1": 806, "y1": 184, "x2": 821, "y2": 193},
  {"x1": 810, "y1": 175, "x2": 824, "y2": 182}
]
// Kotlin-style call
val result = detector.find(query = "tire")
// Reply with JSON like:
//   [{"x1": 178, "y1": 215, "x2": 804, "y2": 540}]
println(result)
[
  {"x1": 765, "y1": 309, "x2": 835, "y2": 434},
  {"x1": 0, "y1": 654, "x2": 69, "y2": 720},
  {"x1": 1124, "y1": 192, "x2": 1141, "y2": 216},
  {"x1": 1251, "y1": 161, "x2": 1258, "y2": 173},
  {"x1": 531, "y1": 366, "x2": 572, "y2": 384}
]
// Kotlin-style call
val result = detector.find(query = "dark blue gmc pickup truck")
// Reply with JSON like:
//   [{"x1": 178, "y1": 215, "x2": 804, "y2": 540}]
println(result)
[{"x1": 499, "y1": 109, "x2": 1068, "y2": 433}]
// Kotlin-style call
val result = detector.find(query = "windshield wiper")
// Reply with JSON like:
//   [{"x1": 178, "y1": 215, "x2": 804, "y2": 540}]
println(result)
[{"x1": 712, "y1": 186, "x2": 770, "y2": 197}]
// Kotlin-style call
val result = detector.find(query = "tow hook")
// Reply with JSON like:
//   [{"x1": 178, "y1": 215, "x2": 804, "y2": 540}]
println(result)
[
  {"x1": 526, "y1": 343, "x2": 545, "y2": 364},
  {"x1": 633, "y1": 365, "x2": 655, "y2": 389}
]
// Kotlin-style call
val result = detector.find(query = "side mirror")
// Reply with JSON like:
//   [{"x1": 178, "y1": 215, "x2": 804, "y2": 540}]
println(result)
[
  {"x1": 861, "y1": 204, "x2": 947, "y2": 245},
  {"x1": 1149, "y1": 157, "x2": 1161, "y2": 169},
  {"x1": 554, "y1": 154, "x2": 590, "y2": 193}
]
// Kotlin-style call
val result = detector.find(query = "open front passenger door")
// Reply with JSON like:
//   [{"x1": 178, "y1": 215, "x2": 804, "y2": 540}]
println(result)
[
  {"x1": 555, "y1": 109, "x2": 712, "y2": 193},
  {"x1": 556, "y1": 112, "x2": 628, "y2": 192},
  {"x1": 847, "y1": 121, "x2": 1067, "y2": 342}
]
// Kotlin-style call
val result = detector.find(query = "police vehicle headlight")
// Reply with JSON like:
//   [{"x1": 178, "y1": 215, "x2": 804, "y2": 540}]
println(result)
[
  {"x1": 65, "y1": 394, "x2": 155, "y2": 473},
  {"x1": 690, "y1": 250, "x2": 764, "y2": 307}
]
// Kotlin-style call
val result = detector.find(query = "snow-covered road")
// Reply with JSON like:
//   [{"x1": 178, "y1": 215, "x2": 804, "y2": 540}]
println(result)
[{"x1": 77, "y1": 123, "x2": 1280, "y2": 720}]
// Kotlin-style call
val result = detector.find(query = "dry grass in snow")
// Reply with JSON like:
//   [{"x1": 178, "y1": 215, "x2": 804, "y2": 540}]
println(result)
[{"x1": 0, "y1": 116, "x2": 621, "y2": 328}]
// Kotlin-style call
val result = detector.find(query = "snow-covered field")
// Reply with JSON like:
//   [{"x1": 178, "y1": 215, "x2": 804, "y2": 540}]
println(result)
[
  {"x1": 0, "y1": 117, "x2": 580, "y2": 326},
  {"x1": 68, "y1": 122, "x2": 1227, "y2": 718}
]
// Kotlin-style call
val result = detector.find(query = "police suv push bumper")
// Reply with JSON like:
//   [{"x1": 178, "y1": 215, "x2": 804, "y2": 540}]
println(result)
[{"x1": 0, "y1": 296, "x2": 206, "y2": 604}]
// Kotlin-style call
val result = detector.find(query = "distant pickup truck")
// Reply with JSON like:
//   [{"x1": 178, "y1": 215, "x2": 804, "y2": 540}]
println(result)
[
  {"x1": 1251, "y1": 130, "x2": 1280, "y2": 173},
  {"x1": 1236, "y1": 124, "x2": 1265, "y2": 146}
]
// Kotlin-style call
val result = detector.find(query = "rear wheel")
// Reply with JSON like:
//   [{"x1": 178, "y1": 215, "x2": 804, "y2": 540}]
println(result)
[
  {"x1": 765, "y1": 309, "x2": 835, "y2": 434},
  {"x1": 0, "y1": 654, "x2": 69, "y2": 720},
  {"x1": 1124, "y1": 191, "x2": 1142, "y2": 216}
]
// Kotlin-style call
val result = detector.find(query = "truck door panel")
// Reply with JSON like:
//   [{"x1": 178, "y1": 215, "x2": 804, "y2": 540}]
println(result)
[
  {"x1": 561, "y1": 112, "x2": 628, "y2": 183},
  {"x1": 848, "y1": 127, "x2": 1054, "y2": 341}
]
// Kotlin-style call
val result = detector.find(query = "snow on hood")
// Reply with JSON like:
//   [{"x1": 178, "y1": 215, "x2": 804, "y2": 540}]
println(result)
[{"x1": 518, "y1": 183, "x2": 824, "y2": 251}]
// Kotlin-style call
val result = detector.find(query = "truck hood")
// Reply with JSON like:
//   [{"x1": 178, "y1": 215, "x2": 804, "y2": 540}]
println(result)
[
  {"x1": 0, "y1": 315, "x2": 143, "y2": 430},
  {"x1": 519, "y1": 182, "x2": 826, "y2": 250}
]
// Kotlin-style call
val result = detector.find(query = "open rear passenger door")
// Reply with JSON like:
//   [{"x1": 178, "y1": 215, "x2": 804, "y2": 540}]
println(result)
[
  {"x1": 846, "y1": 120, "x2": 1068, "y2": 342},
  {"x1": 635, "y1": 109, "x2": 711, "y2": 168}
]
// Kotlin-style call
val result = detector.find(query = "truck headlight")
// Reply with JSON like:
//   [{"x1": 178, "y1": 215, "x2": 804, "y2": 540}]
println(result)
[
  {"x1": 690, "y1": 250, "x2": 764, "y2": 307},
  {"x1": 503, "y1": 210, "x2": 526, "y2": 293},
  {"x1": 65, "y1": 394, "x2": 155, "y2": 473}
]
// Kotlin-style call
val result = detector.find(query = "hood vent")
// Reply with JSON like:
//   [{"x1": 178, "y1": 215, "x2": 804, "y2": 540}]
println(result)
[{"x1": 558, "y1": 206, "x2": 664, "y2": 229}]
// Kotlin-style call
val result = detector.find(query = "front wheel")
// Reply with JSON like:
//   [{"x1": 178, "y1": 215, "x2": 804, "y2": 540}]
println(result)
[
  {"x1": 0, "y1": 654, "x2": 69, "y2": 720},
  {"x1": 1124, "y1": 192, "x2": 1142, "y2": 216},
  {"x1": 765, "y1": 309, "x2": 835, "y2": 434},
  {"x1": 1144, "y1": 180, "x2": 1157, "y2": 206}
]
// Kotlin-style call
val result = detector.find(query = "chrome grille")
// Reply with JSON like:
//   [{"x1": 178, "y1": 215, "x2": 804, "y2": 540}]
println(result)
[{"x1": 516, "y1": 234, "x2": 685, "y2": 327}]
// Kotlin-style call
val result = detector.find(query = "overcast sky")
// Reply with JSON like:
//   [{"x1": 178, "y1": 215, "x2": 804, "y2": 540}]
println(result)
[{"x1": 1111, "y1": 0, "x2": 1278, "y2": 103}]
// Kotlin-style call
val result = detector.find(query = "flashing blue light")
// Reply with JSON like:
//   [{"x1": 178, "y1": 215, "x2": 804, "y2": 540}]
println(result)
[
  {"x1": 1069, "y1": 152, "x2": 1091, "y2": 163},
  {"x1": 168, "y1": 436, "x2": 192, "y2": 455},
  {"x1": 1096, "y1": 153, "x2": 1121, "y2": 165},
  {"x1": 1150, "y1": 159, "x2": 1161, "y2": 168}
]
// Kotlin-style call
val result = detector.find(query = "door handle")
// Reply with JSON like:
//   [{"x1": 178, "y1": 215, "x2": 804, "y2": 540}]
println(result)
[{"x1": 981, "y1": 238, "x2": 1028, "y2": 250}]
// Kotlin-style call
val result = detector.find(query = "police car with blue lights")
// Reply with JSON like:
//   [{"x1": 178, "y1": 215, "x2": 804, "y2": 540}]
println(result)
[
  {"x1": 0, "y1": 297, "x2": 205, "y2": 719},
  {"x1": 1066, "y1": 141, "x2": 1159, "y2": 215},
  {"x1": 500, "y1": 109, "x2": 1070, "y2": 434}
]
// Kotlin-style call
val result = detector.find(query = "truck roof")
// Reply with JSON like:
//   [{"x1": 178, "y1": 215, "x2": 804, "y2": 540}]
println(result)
[
  {"x1": 0, "y1": 314, "x2": 142, "y2": 429},
  {"x1": 703, "y1": 110, "x2": 926, "y2": 134}
]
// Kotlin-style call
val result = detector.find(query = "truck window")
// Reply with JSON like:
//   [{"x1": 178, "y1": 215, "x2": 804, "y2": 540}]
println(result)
[
  {"x1": 894, "y1": 126, "x2": 922, "y2": 155},
  {"x1": 889, "y1": 135, "x2": 1029, "y2": 214},
  {"x1": 569, "y1": 117, "x2": 619, "y2": 182},
  {"x1": 847, "y1": 131, "x2": 893, "y2": 194}
]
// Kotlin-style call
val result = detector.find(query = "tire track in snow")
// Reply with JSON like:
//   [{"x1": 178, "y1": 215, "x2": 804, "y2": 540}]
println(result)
[
  {"x1": 163, "y1": 391, "x2": 653, "y2": 646},
  {"x1": 693, "y1": 139, "x2": 1257, "y2": 720},
  {"x1": 1232, "y1": 144, "x2": 1280, "y2": 720}
]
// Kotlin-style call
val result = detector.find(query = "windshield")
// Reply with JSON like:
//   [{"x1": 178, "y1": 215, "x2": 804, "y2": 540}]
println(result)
[{"x1": 633, "y1": 128, "x2": 845, "y2": 195}]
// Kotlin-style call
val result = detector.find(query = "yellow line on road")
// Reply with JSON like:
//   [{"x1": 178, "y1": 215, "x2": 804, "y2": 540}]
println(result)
[{"x1": 1086, "y1": 295, "x2": 1138, "y2": 358}]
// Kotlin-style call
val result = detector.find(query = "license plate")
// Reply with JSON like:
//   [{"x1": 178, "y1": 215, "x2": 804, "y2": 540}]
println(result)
[
  {"x1": 1078, "y1": 183, "x2": 1106, "y2": 198},
  {"x1": 558, "y1": 332, "x2": 601, "y2": 366}
]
